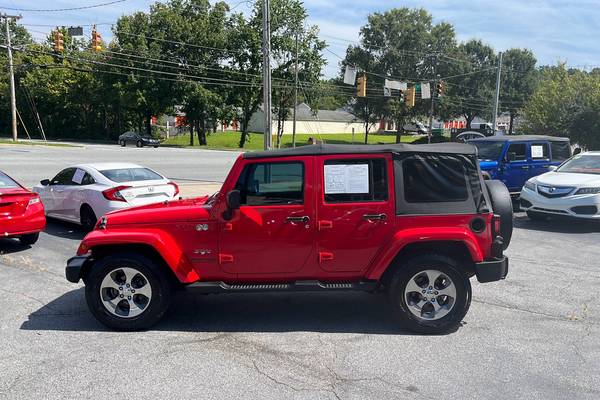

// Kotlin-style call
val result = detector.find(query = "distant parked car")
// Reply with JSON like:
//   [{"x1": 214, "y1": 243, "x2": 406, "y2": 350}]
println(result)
[
  {"x1": 403, "y1": 121, "x2": 428, "y2": 135},
  {"x1": 0, "y1": 170, "x2": 45, "y2": 245},
  {"x1": 33, "y1": 163, "x2": 179, "y2": 230},
  {"x1": 118, "y1": 131, "x2": 160, "y2": 148},
  {"x1": 468, "y1": 135, "x2": 572, "y2": 195},
  {"x1": 520, "y1": 152, "x2": 600, "y2": 220}
]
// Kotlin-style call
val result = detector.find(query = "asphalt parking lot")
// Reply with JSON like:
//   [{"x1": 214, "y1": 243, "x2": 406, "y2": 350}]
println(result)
[{"x1": 1, "y1": 143, "x2": 599, "y2": 399}]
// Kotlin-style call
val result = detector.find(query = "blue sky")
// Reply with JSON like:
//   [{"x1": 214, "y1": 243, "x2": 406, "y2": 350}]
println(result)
[{"x1": 6, "y1": 0, "x2": 600, "y2": 77}]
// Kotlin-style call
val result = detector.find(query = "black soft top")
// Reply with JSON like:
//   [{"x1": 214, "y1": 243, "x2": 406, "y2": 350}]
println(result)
[
  {"x1": 468, "y1": 135, "x2": 570, "y2": 143},
  {"x1": 244, "y1": 142, "x2": 477, "y2": 159}
]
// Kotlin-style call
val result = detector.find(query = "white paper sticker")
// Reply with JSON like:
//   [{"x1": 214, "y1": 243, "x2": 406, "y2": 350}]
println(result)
[
  {"x1": 531, "y1": 145, "x2": 545, "y2": 158},
  {"x1": 72, "y1": 169, "x2": 85, "y2": 184},
  {"x1": 324, "y1": 164, "x2": 369, "y2": 194}
]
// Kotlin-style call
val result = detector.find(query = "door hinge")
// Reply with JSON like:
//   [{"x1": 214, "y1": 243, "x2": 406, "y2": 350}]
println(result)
[
  {"x1": 219, "y1": 254, "x2": 234, "y2": 264},
  {"x1": 318, "y1": 220, "x2": 333, "y2": 230},
  {"x1": 319, "y1": 252, "x2": 334, "y2": 262}
]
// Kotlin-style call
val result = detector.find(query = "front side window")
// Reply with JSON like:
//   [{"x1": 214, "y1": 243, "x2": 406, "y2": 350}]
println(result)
[
  {"x1": 235, "y1": 162, "x2": 304, "y2": 206},
  {"x1": 551, "y1": 141, "x2": 571, "y2": 162},
  {"x1": 530, "y1": 143, "x2": 550, "y2": 160},
  {"x1": 403, "y1": 155, "x2": 468, "y2": 203},
  {"x1": 506, "y1": 143, "x2": 527, "y2": 161},
  {"x1": 324, "y1": 158, "x2": 388, "y2": 203},
  {"x1": 51, "y1": 168, "x2": 76, "y2": 185}
]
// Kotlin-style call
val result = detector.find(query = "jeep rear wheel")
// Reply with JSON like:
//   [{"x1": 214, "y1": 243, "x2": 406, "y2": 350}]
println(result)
[
  {"x1": 388, "y1": 255, "x2": 471, "y2": 334},
  {"x1": 85, "y1": 253, "x2": 171, "y2": 331}
]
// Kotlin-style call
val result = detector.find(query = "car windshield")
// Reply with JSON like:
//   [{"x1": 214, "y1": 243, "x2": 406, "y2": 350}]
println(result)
[
  {"x1": 100, "y1": 168, "x2": 164, "y2": 182},
  {"x1": 556, "y1": 154, "x2": 600, "y2": 175},
  {"x1": 470, "y1": 141, "x2": 505, "y2": 160},
  {"x1": 0, "y1": 171, "x2": 19, "y2": 188}
]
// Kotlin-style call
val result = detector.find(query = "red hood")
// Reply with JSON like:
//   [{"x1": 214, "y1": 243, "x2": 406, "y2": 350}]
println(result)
[{"x1": 105, "y1": 195, "x2": 211, "y2": 225}]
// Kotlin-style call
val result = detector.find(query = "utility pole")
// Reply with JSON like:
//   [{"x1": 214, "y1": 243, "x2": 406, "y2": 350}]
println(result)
[
  {"x1": 2, "y1": 13, "x2": 21, "y2": 142},
  {"x1": 261, "y1": 0, "x2": 272, "y2": 150},
  {"x1": 492, "y1": 52, "x2": 503, "y2": 134},
  {"x1": 427, "y1": 54, "x2": 437, "y2": 144},
  {"x1": 292, "y1": 30, "x2": 299, "y2": 148}
]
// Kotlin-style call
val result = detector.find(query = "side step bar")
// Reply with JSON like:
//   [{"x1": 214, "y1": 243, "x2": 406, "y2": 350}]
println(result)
[{"x1": 186, "y1": 280, "x2": 379, "y2": 294}]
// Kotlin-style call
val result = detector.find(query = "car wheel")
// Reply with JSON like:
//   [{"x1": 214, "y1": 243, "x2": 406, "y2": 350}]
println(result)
[
  {"x1": 485, "y1": 180, "x2": 513, "y2": 250},
  {"x1": 388, "y1": 255, "x2": 471, "y2": 334},
  {"x1": 80, "y1": 205, "x2": 97, "y2": 231},
  {"x1": 136, "y1": 140, "x2": 143, "y2": 148},
  {"x1": 85, "y1": 253, "x2": 171, "y2": 331},
  {"x1": 119, "y1": 140, "x2": 125, "y2": 147},
  {"x1": 19, "y1": 233, "x2": 39, "y2": 246},
  {"x1": 526, "y1": 210, "x2": 548, "y2": 221},
  {"x1": 153, "y1": 145, "x2": 159, "y2": 148}
]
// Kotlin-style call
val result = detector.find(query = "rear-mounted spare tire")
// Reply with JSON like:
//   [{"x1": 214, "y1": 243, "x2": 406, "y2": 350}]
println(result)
[{"x1": 484, "y1": 180, "x2": 513, "y2": 250}]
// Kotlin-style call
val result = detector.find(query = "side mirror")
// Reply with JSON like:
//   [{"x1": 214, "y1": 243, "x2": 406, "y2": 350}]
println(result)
[
  {"x1": 506, "y1": 152, "x2": 516, "y2": 162},
  {"x1": 573, "y1": 147, "x2": 582, "y2": 156},
  {"x1": 223, "y1": 190, "x2": 241, "y2": 220},
  {"x1": 40, "y1": 179, "x2": 50, "y2": 186},
  {"x1": 548, "y1": 165, "x2": 558, "y2": 171}
]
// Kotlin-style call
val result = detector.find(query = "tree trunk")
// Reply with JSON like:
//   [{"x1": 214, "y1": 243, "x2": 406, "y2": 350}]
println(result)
[
  {"x1": 198, "y1": 119, "x2": 207, "y2": 145},
  {"x1": 509, "y1": 112, "x2": 515, "y2": 135},
  {"x1": 145, "y1": 111, "x2": 152, "y2": 137},
  {"x1": 395, "y1": 120, "x2": 402, "y2": 144},
  {"x1": 363, "y1": 101, "x2": 370, "y2": 144},
  {"x1": 189, "y1": 121, "x2": 194, "y2": 146},
  {"x1": 466, "y1": 114, "x2": 475, "y2": 130},
  {"x1": 239, "y1": 111, "x2": 250, "y2": 148}
]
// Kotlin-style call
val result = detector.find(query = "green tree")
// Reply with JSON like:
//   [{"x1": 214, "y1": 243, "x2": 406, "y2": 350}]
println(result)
[{"x1": 500, "y1": 48, "x2": 537, "y2": 134}]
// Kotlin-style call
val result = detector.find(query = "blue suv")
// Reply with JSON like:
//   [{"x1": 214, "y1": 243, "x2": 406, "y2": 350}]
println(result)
[{"x1": 468, "y1": 135, "x2": 572, "y2": 195}]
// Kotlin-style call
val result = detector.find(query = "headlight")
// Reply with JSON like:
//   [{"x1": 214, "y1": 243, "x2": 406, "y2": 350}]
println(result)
[
  {"x1": 524, "y1": 180, "x2": 536, "y2": 191},
  {"x1": 575, "y1": 187, "x2": 600, "y2": 195}
]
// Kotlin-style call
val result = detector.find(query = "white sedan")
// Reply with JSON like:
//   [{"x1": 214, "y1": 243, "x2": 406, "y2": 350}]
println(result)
[
  {"x1": 520, "y1": 152, "x2": 600, "y2": 220},
  {"x1": 33, "y1": 163, "x2": 179, "y2": 229}
]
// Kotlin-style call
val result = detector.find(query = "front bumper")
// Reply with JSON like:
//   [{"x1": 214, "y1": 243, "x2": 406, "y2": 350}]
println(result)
[
  {"x1": 520, "y1": 187, "x2": 600, "y2": 219},
  {"x1": 66, "y1": 255, "x2": 91, "y2": 283},
  {"x1": 475, "y1": 256, "x2": 509, "y2": 283}
]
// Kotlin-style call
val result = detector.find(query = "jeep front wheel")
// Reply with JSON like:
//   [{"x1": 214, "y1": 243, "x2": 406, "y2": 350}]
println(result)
[
  {"x1": 388, "y1": 255, "x2": 471, "y2": 334},
  {"x1": 85, "y1": 253, "x2": 171, "y2": 331}
]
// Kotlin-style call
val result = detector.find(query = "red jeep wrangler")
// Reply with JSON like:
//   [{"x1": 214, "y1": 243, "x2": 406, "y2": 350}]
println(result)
[{"x1": 66, "y1": 143, "x2": 512, "y2": 334}]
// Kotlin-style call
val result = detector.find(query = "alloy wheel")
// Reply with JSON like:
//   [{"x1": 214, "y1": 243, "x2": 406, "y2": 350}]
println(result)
[
  {"x1": 99, "y1": 267, "x2": 152, "y2": 318},
  {"x1": 404, "y1": 269, "x2": 457, "y2": 321}
]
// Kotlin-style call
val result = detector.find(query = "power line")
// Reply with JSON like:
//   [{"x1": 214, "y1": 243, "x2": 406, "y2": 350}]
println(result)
[{"x1": 0, "y1": 0, "x2": 129, "y2": 12}]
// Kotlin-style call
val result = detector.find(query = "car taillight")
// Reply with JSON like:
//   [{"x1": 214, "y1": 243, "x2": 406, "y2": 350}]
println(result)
[
  {"x1": 102, "y1": 186, "x2": 131, "y2": 202},
  {"x1": 27, "y1": 195, "x2": 41, "y2": 207},
  {"x1": 492, "y1": 214, "x2": 501, "y2": 237},
  {"x1": 168, "y1": 181, "x2": 180, "y2": 197}
]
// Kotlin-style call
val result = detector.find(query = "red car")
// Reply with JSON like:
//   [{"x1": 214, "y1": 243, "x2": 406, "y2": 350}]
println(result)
[
  {"x1": 66, "y1": 143, "x2": 512, "y2": 334},
  {"x1": 0, "y1": 171, "x2": 46, "y2": 245}
]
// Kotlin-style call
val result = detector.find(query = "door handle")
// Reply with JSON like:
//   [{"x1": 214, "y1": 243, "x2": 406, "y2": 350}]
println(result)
[
  {"x1": 520, "y1": 166, "x2": 530, "y2": 170},
  {"x1": 363, "y1": 213, "x2": 387, "y2": 221},
  {"x1": 286, "y1": 216, "x2": 310, "y2": 223}
]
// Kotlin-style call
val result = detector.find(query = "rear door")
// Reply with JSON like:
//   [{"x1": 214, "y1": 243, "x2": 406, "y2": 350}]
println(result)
[
  {"x1": 500, "y1": 142, "x2": 529, "y2": 192},
  {"x1": 315, "y1": 154, "x2": 395, "y2": 273}
]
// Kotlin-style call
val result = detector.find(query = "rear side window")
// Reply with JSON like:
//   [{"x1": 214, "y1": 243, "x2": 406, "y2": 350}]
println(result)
[
  {"x1": 551, "y1": 142, "x2": 571, "y2": 161},
  {"x1": 0, "y1": 172, "x2": 19, "y2": 188},
  {"x1": 531, "y1": 143, "x2": 549, "y2": 160},
  {"x1": 235, "y1": 162, "x2": 304, "y2": 206},
  {"x1": 100, "y1": 168, "x2": 163, "y2": 183},
  {"x1": 403, "y1": 155, "x2": 468, "y2": 203},
  {"x1": 324, "y1": 158, "x2": 388, "y2": 203},
  {"x1": 506, "y1": 143, "x2": 527, "y2": 161}
]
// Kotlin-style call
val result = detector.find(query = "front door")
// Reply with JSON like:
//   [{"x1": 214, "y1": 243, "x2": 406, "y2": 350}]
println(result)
[
  {"x1": 316, "y1": 155, "x2": 395, "y2": 273},
  {"x1": 219, "y1": 157, "x2": 315, "y2": 275},
  {"x1": 500, "y1": 142, "x2": 530, "y2": 192}
]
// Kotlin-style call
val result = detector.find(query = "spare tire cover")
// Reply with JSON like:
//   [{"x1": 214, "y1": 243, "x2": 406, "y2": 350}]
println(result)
[{"x1": 484, "y1": 180, "x2": 513, "y2": 250}]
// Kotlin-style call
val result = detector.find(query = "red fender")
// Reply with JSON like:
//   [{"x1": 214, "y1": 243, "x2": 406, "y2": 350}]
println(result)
[
  {"x1": 365, "y1": 227, "x2": 485, "y2": 280},
  {"x1": 78, "y1": 229, "x2": 199, "y2": 283}
]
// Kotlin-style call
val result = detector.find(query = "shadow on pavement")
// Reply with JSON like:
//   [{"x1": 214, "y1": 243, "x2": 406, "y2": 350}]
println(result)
[
  {"x1": 20, "y1": 288, "x2": 440, "y2": 335},
  {"x1": 43, "y1": 219, "x2": 87, "y2": 241},
  {"x1": 0, "y1": 238, "x2": 31, "y2": 254},
  {"x1": 513, "y1": 212, "x2": 600, "y2": 234}
]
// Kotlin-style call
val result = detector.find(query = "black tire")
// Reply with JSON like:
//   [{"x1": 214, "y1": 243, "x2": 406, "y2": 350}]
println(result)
[
  {"x1": 485, "y1": 180, "x2": 513, "y2": 250},
  {"x1": 136, "y1": 140, "x2": 143, "y2": 148},
  {"x1": 153, "y1": 145, "x2": 159, "y2": 148},
  {"x1": 526, "y1": 210, "x2": 548, "y2": 221},
  {"x1": 85, "y1": 253, "x2": 172, "y2": 331},
  {"x1": 388, "y1": 255, "x2": 472, "y2": 334},
  {"x1": 119, "y1": 140, "x2": 125, "y2": 147},
  {"x1": 19, "y1": 232, "x2": 39, "y2": 246},
  {"x1": 80, "y1": 204, "x2": 97, "y2": 232}
]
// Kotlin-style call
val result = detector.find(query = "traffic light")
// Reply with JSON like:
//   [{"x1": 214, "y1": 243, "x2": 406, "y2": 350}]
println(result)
[
  {"x1": 436, "y1": 80, "x2": 446, "y2": 96},
  {"x1": 356, "y1": 74, "x2": 367, "y2": 97},
  {"x1": 405, "y1": 86, "x2": 416, "y2": 107},
  {"x1": 91, "y1": 26, "x2": 102, "y2": 52},
  {"x1": 53, "y1": 29, "x2": 64, "y2": 53}
]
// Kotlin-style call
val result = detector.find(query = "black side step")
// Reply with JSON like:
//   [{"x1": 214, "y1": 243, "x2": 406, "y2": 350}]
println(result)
[{"x1": 186, "y1": 280, "x2": 378, "y2": 294}]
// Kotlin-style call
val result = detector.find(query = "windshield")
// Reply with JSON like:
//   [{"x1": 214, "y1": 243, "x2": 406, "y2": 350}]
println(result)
[
  {"x1": 470, "y1": 141, "x2": 504, "y2": 160},
  {"x1": 0, "y1": 171, "x2": 19, "y2": 188},
  {"x1": 557, "y1": 154, "x2": 600, "y2": 175},
  {"x1": 100, "y1": 168, "x2": 164, "y2": 182}
]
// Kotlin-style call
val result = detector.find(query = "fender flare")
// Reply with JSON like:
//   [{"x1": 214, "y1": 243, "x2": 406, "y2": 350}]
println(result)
[
  {"x1": 79, "y1": 229, "x2": 199, "y2": 283},
  {"x1": 365, "y1": 227, "x2": 485, "y2": 281}
]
